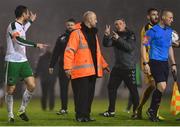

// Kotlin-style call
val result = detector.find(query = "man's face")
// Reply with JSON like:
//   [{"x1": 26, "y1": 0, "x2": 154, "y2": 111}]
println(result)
[
  {"x1": 163, "y1": 12, "x2": 173, "y2": 26},
  {"x1": 22, "y1": 9, "x2": 30, "y2": 21},
  {"x1": 114, "y1": 20, "x2": 126, "y2": 31},
  {"x1": 89, "y1": 13, "x2": 97, "y2": 28},
  {"x1": 148, "y1": 10, "x2": 159, "y2": 25},
  {"x1": 65, "y1": 22, "x2": 75, "y2": 32}
]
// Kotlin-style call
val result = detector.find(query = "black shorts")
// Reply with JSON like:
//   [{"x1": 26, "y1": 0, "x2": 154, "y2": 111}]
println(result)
[{"x1": 149, "y1": 59, "x2": 169, "y2": 83}]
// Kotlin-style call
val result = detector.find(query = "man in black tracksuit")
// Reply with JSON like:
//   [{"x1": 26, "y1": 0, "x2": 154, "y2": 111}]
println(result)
[
  {"x1": 0, "y1": 46, "x2": 5, "y2": 107},
  {"x1": 100, "y1": 18, "x2": 139, "y2": 118},
  {"x1": 49, "y1": 18, "x2": 76, "y2": 115}
]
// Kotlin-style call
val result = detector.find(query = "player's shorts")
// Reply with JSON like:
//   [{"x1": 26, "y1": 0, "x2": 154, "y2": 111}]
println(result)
[
  {"x1": 5, "y1": 61, "x2": 33, "y2": 85},
  {"x1": 149, "y1": 59, "x2": 169, "y2": 83}
]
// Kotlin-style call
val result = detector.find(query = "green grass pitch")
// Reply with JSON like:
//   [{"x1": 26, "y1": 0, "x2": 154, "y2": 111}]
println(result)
[{"x1": 0, "y1": 97, "x2": 180, "y2": 126}]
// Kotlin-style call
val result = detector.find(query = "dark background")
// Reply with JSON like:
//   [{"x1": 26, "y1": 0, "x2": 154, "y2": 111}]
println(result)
[
  {"x1": 0, "y1": 0, "x2": 180, "y2": 96},
  {"x1": 1, "y1": 0, "x2": 180, "y2": 67}
]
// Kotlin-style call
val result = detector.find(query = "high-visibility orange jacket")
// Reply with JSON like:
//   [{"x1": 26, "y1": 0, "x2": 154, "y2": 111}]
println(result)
[{"x1": 64, "y1": 23, "x2": 108, "y2": 79}]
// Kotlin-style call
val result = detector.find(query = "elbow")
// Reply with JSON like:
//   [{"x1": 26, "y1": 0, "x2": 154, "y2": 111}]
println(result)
[
  {"x1": 128, "y1": 47, "x2": 134, "y2": 52},
  {"x1": 123, "y1": 45, "x2": 134, "y2": 52}
]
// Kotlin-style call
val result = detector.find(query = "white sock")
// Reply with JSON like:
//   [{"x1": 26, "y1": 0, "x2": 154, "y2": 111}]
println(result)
[
  {"x1": 5, "y1": 94, "x2": 14, "y2": 118},
  {"x1": 19, "y1": 89, "x2": 33, "y2": 112}
]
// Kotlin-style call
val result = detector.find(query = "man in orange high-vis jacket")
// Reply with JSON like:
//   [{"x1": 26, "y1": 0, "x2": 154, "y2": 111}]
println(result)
[{"x1": 64, "y1": 11, "x2": 109, "y2": 122}]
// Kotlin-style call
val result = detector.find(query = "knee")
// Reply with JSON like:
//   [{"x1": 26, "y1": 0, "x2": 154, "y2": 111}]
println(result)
[
  {"x1": 6, "y1": 87, "x2": 15, "y2": 95},
  {"x1": 27, "y1": 83, "x2": 36, "y2": 92}
]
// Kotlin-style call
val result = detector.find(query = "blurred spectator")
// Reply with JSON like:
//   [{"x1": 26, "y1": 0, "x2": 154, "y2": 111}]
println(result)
[
  {"x1": 0, "y1": 45, "x2": 5, "y2": 107},
  {"x1": 35, "y1": 49, "x2": 58, "y2": 111}
]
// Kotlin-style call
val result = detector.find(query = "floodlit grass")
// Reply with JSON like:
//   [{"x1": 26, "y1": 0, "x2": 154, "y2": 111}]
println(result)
[{"x1": 0, "y1": 97, "x2": 179, "y2": 126}]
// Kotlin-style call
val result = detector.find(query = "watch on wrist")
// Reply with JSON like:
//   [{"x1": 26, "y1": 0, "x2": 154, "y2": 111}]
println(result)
[{"x1": 171, "y1": 64, "x2": 177, "y2": 67}]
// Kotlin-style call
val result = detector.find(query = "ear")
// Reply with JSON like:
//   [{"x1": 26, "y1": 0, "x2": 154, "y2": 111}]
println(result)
[
  {"x1": 124, "y1": 22, "x2": 126, "y2": 27},
  {"x1": 147, "y1": 15, "x2": 150, "y2": 20},
  {"x1": 162, "y1": 15, "x2": 165, "y2": 20},
  {"x1": 22, "y1": 12, "x2": 26, "y2": 17}
]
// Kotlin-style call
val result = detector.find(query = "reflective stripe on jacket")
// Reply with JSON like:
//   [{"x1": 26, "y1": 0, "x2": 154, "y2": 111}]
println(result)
[{"x1": 64, "y1": 23, "x2": 108, "y2": 79}]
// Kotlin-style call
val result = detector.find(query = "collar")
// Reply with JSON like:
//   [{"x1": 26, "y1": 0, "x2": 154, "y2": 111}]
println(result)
[
  {"x1": 15, "y1": 21, "x2": 23, "y2": 26},
  {"x1": 81, "y1": 23, "x2": 98, "y2": 34}
]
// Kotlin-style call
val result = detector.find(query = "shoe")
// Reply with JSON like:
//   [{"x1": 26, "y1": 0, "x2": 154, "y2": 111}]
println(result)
[
  {"x1": 131, "y1": 113, "x2": 140, "y2": 120},
  {"x1": 76, "y1": 117, "x2": 87, "y2": 122},
  {"x1": 17, "y1": 111, "x2": 29, "y2": 121},
  {"x1": 56, "y1": 109, "x2": 68, "y2": 115},
  {"x1": 146, "y1": 109, "x2": 159, "y2": 122},
  {"x1": 76, "y1": 117, "x2": 96, "y2": 122},
  {"x1": 157, "y1": 114, "x2": 165, "y2": 121},
  {"x1": 123, "y1": 109, "x2": 130, "y2": 114},
  {"x1": 131, "y1": 110, "x2": 142, "y2": 120},
  {"x1": 8, "y1": 117, "x2": 14, "y2": 123},
  {"x1": 176, "y1": 118, "x2": 180, "y2": 121},
  {"x1": 99, "y1": 111, "x2": 115, "y2": 117},
  {"x1": 84, "y1": 117, "x2": 96, "y2": 122}
]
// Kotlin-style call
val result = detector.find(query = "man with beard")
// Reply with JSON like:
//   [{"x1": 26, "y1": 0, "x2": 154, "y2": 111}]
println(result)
[
  {"x1": 142, "y1": 10, "x2": 177, "y2": 122},
  {"x1": 49, "y1": 18, "x2": 76, "y2": 115},
  {"x1": 137, "y1": 8, "x2": 165, "y2": 120},
  {"x1": 5, "y1": 5, "x2": 47, "y2": 122}
]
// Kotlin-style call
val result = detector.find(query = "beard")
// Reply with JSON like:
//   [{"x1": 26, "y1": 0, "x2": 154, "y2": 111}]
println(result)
[{"x1": 150, "y1": 18, "x2": 159, "y2": 25}]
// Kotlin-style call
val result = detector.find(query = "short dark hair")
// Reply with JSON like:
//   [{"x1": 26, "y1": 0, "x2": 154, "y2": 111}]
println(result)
[
  {"x1": 147, "y1": 8, "x2": 159, "y2": 15},
  {"x1": 15, "y1": 5, "x2": 28, "y2": 18},
  {"x1": 66, "y1": 18, "x2": 76, "y2": 23},
  {"x1": 114, "y1": 18, "x2": 125, "y2": 22}
]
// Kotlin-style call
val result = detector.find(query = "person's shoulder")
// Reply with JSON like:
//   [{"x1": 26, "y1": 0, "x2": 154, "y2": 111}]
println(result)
[
  {"x1": 58, "y1": 33, "x2": 66, "y2": 40},
  {"x1": 14, "y1": 22, "x2": 22, "y2": 28},
  {"x1": 8, "y1": 21, "x2": 16, "y2": 30},
  {"x1": 69, "y1": 29, "x2": 81, "y2": 37},
  {"x1": 7, "y1": 22, "x2": 12, "y2": 31},
  {"x1": 144, "y1": 23, "x2": 151, "y2": 31},
  {"x1": 10, "y1": 21, "x2": 22, "y2": 31},
  {"x1": 7, "y1": 21, "x2": 20, "y2": 32},
  {"x1": 166, "y1": 26, "x2": 173, "y2": 32},
  {"x1": 127, "y1": 29, "x2": 135, "y2": 36},
  {"x1": 126, "y1": 29, "x2": 136, "y2": 40},
  {"x1": 146, "y1": 25, "x2": 158, "y2": 34},
  {"x1": 151, "y1": 24, "x2": 161, "y2": 31}
]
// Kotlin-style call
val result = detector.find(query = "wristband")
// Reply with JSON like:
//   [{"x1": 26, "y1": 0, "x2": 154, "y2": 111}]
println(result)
[{"x1": 171, "y1": 64, "x2": 177, "y2": 66}]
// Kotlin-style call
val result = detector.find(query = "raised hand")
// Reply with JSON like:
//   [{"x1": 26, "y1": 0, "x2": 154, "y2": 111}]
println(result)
[
  {"x1": 112, "y1": 31, "x2": 119, "y2": 40},
  {"x1": 104, "y1": 25, "x2": 111, "y2": 36},
  {"x1": 29, "y1": 11, "x2": 37, "y2": 22}
]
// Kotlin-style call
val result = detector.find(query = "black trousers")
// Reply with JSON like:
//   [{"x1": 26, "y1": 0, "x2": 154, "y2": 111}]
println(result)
[
  {"x1": 58, "y1": 68, "x2": 70, "y2": 110},
  {"x1": 40, "y1": 79, "x2": 56, "y2": 110},
  {"x1": 107, "y1": 67, "x2": 139, "y2": 112},
  {"x1": 71, "y1": 76, "x2": 96, "y2": 118},
  {"x1": 126, "y1": 93, "x2": 133, "y2": 111}
]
